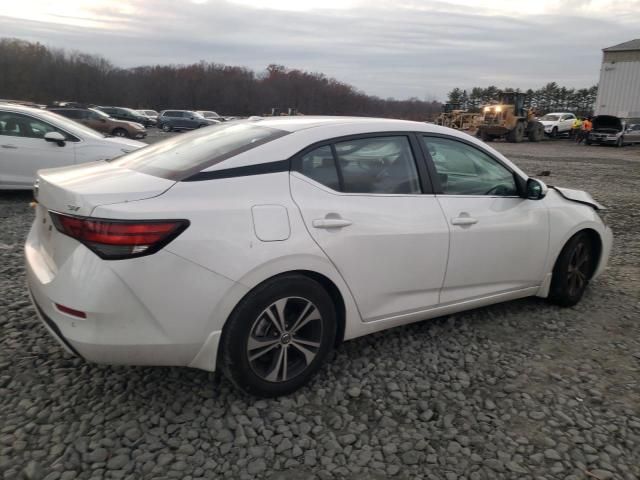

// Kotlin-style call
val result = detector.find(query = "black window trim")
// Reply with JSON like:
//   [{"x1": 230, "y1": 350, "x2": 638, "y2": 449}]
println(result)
[
  {"x1": 290, "y1": 131, "x2": 434, "y2": 195},
  {"x1": 419, "y1": 132, "x2": 527, "y2": 197}
]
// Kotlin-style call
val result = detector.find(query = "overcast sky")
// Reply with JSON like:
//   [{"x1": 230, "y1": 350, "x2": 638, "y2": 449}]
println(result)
[{"x1": 1, "y1": 0, "x2": 637, "y2": 100}]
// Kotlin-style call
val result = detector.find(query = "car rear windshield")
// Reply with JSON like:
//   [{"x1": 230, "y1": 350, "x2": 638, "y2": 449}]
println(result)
[{"x1": 109, "y1": 122, "x2": 288, "y2": 180}]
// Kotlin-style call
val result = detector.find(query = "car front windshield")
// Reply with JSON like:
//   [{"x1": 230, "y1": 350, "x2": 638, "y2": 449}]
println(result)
[
  {"x1": 540, "y1": 115, "x2": 560, "y2": 121},
  {"x1": 109, "y1": 122, "x2": 288, "y2": 180}
]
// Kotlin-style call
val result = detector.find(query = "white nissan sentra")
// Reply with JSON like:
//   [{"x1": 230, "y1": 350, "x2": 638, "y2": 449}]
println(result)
[{"x1": 25, "y1": 117, "x2": 613, "y2": 397}]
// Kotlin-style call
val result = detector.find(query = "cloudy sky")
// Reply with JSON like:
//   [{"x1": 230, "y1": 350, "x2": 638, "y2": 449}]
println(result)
[{"x1": 1, "y1": 0, "x2": 637, "y2": 100}]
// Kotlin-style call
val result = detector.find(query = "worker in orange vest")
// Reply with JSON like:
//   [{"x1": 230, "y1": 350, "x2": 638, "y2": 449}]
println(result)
[{"x1": 578, "y1": 117, "x2": 593, "y2": 144}]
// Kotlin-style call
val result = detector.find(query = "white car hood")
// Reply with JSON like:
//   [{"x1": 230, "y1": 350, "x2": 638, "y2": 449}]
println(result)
[{"x1": 551, "y1": 186, "x2": 605, "y2": 210}]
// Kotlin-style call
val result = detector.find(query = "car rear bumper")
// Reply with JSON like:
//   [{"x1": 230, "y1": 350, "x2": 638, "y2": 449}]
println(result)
[{"x1": 24, "y1": 221, "x2": 236, "y2": 371}]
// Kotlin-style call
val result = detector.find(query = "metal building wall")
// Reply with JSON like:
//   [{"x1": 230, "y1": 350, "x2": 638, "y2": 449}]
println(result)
[{"x1": 595, "y1": 52, "x2": 640, "y2": 117}]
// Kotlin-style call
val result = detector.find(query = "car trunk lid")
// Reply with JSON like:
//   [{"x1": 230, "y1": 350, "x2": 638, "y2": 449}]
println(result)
[{"x1": 36, "y1": 160, "x2": 176, "y2": 217}]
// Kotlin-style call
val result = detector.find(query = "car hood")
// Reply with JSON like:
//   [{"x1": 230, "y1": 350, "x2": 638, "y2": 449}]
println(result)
[
  {"x1": 592, "y1": 115, "x2": 622, "y2": 132},
  {"x1": 551, "y1": 186, "x2": 605, "y2": 210},
  {"x1": 111, "y1": 118, "x2": 144, "y2": 129},
  {"x1": 102, "y1": 136, "x2": 147, "y2": 150}
]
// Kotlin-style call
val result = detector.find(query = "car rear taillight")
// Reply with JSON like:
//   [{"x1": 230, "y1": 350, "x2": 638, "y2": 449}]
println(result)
[{"x1": 49, "y1": 212, "x2": 189, "y2": 260}]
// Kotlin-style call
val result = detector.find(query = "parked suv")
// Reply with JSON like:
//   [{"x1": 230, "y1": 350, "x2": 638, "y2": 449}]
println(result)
[
  {"x1": 49, "y1": 107, "x2": 147, "y2": 139},
  {"x1": 588, "y1": 115, "x2": 640, "y2": 147},
  {"x1": 96, "y1": 106, "x2": 155, "y2": 127},
  {"x1": 157, "y1": 110, "x2": 218, "y2": 132},
  {"x1": 538, "y1": 112, "x2": 576, "y2": 137}
]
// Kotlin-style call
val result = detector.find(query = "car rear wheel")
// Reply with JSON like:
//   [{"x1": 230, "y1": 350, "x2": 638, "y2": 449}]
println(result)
[
  {"x1": 112, "y1": 128, "x2": 129, "y2": 138},
  {"x1": 548, "y1": 232, "x2": 594, "y2": 307},
  {"x1": 220, "y1": 274, "x2": 337, "y2": 397}
]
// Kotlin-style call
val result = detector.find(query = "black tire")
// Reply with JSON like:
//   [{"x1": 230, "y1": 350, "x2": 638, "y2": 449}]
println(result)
[
  {"x1": 548, "y1": 232, "x2": 595, "y2": 307},
  {"x1": 585, "y1": 139, "x2": 592, "y2": 145},
  {"x1": 616, "y1": 136, "x2": 624, "y2": 148},
  {"x1": 528, "y1": 122, "x2": 543, "y2": 142},
  {"x1": 220, "y1": 274, "x2": 337, "y2": 397},
  {"x1": 550, "y1": 127, "x2": 558, "y2": 138},
  {"x1": 507, "y1": 122, "x2": 525, "y2": 143},
  {"x1": 111, "y1": 128, "x2": 129, "y2": 138},
  {"x1": 162, "y1": 123, "x2": 172, "y2": 132}
]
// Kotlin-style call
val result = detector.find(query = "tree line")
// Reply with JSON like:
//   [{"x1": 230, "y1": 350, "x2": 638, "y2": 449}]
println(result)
[
  {"x1": 447, "y1": 83, "x2": 598, "y2": 116},
  {"x1": 0, "y1": 38, "x2": 442, "y2": 120}
]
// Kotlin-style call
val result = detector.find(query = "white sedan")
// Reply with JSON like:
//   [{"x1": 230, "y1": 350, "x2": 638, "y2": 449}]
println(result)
[
  {"x1": 0, "y1": 103, "x2": 146, "y2": 189},
  {"x1": 25, "y1": 117, "x2": 612, "y2": 397}
]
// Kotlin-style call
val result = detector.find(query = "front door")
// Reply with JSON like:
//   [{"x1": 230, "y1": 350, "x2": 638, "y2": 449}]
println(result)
[
  {"x1": 291, "y1": 134, "x2": 450, "y2": 322},
  {"x1": 421, "y1": 135, "x2": 549, "y2": 304},
  {"x1": 0, "y1": 111, "x2": 76, "y2": 188}
]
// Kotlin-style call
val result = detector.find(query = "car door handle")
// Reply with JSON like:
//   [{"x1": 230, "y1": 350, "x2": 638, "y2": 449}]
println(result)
[
  {"x1": 312, "y1": 218, "x2": 353, "y2": 229},
  {"x1": 451, "y1": 216, "x2": 478, "y2": 226},
  {"x1": 1, "y1": 144, "x2": 17, "y2": 149}
]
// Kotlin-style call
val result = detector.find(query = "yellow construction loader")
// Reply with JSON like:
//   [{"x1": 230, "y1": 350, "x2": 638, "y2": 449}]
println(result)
[{"x1": 477, "y1": 92, "x2": 544, "y2": 142}]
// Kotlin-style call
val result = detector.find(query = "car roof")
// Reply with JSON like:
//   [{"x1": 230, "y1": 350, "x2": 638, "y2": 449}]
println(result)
[
  {"x1": 544, "y1": 112, "x2": 574, "y2": 116},
  {"x1": 248, "y1": 116, "x2": 434, "y2": 133}
]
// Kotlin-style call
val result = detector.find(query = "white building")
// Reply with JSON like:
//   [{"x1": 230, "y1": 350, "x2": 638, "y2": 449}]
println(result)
[{"x1": 595, "y1": 39, "x2": 640, "y2": 117}]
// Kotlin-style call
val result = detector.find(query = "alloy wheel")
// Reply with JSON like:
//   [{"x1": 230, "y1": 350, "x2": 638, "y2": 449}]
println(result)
[
  {"x1": 567, "y1": 241, "x2": 590, "y2": 297},
  {"x1": 247, "y1": 297, "x2": 323, "y2": 383}
]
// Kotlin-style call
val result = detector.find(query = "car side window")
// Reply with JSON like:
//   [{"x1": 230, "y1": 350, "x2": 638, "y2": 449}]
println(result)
[
  {"x1": 422, "y1": 136, "x2": 518, "y2": 196},
  {"x1": 300, "y1": 146, "x2": 340, "y2": 191},
  {"x1": 334, "y1": 136, "x2": 421, "y2": 194},
  {"x1": 0, "y1": 112, "x2": 63, "y2": 139}
]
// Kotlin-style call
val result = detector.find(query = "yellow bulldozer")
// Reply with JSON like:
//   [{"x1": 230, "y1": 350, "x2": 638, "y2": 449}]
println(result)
[
  {"x1": 435, "y1": 103, "x2": 482, "y2": 131},
  {"x1": 477, "y1": 92, "x2": 544, "y2": 143}
]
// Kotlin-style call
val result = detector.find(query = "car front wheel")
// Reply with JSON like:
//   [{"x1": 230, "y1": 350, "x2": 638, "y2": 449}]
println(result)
[
  {"x1": 220, "y1": 274, "x2": 337, "y2": 397},
  {"x1": 162, "y1": 123, "x2": 172, "y2": 132},
  {"x1": 548, "y1": 232, "x2": 595, "y2": 307}
]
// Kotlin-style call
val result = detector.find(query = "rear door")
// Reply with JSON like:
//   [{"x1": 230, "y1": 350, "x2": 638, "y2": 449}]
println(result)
[
  {"x1": 625, "y1": 118, "x2": 640, "y2": 144},
  {"x1": 0, "y1": 111, "x2": 77, "y2": 189},
  {"x1": 290, "y1": 134, "x2": 450, "y2": 322},
  {"x1": 421, "y1": 134, "x2": 549, "y2": 304},
  {"x1": 561, "y1": 114, "x2": 575, "y2": 133}
]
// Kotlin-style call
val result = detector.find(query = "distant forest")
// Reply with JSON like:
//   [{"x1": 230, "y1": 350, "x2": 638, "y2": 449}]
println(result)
[
  {"x1": 0, "y1": 38, "x2": 442, "y2": 120},
  {"x1": 447, "y1": 84, "x2": 598, "y2": 116}
]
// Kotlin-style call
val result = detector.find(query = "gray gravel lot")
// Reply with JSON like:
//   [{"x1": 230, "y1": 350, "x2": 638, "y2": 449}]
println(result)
[{"x1": 1, "y1": 138, "x2": 639, "y2": 480}]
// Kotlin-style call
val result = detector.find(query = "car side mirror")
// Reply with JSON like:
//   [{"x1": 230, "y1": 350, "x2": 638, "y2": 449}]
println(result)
[
  {"x1": 526, "y1": 178, "x2": 547, "y2": 200},
  {"x1": 44, "y1": 131, "x2": 66, "y2": 147}
]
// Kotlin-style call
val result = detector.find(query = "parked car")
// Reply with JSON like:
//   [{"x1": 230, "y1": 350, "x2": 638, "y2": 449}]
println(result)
[
  {"x1": 25, "y1": 117, "x2": 612, "y2": 397},
  {"x1": 49, "y1": 107, "x2": 147, "y2": 139},
  {"x1": 137, "y1": 109, "x2": 159, "y2": 123},
  {"x1": 157, "y1": 110, "x2": 218, "y2": 132},
  {"x1": 96, "y1": 106, "x2": 155, "y2": 127},
  {"x1": 587, "y1": 115, "x2": 640, "y2": 147},
  {"x1": 538, "y1": 112, "x2": 576, "y2": 137},
  {"x1": 0, "y1": 103, "x2": 145, "y2": 189},
  {"x1": 196, "y1": 110, "x2": 223, "y2": 122}
]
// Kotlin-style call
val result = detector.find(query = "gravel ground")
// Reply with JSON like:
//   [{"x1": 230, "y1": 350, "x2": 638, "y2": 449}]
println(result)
[{"x1": 1, "y1": 139, "x2": 639, "y2": 480}]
